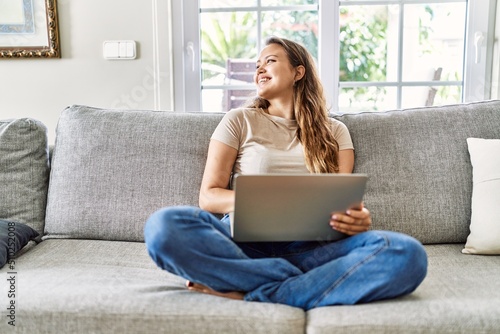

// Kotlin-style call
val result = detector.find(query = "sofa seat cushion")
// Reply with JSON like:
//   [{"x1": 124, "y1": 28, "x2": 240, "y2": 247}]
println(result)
[
  {"x1": 306, "y1": 244, "x2": 500, "y2": 333},
  {"x1": 2, "y1": 242, "x2": 499, "y2": 333},
  {"x1": 0, "y1": 239, "x2": 304, "y2": 334}
]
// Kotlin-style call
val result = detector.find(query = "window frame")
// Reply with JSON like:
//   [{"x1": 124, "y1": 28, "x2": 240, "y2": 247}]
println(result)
[
  {"x1": 463, "y1": 0, "x2": 497, "y2": 102},
  {"x1": 172, "y1": 0, "x2": 497, "y2": 112}
]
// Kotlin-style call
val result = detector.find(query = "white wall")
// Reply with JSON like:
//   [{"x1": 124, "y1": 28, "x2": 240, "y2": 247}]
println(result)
[{"x1": 0, "y1": 0, "x2": 172, "y2": 144}]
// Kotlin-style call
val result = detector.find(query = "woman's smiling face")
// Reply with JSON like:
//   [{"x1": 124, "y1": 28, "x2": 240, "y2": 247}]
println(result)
[{"x1": 254, "y1": 43, "x2": 298, "y2": 101}]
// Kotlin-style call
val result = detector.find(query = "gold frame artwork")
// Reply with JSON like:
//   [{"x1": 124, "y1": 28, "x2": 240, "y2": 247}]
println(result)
[{"x1": 0, "y1": 0, "x2": 60, "y2": 58}]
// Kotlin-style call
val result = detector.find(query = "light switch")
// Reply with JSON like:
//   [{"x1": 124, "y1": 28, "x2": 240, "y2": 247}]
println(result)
[
  {"x1": 103, "y1": 41, "x2": 119, "y2": 58},
  {"x1": 126, "y1": 42, "x2": 134, "y2": 58},
  {"x1": 103, "y1": 40, "x2": 136, "y2": 60},
  {"x1": 119, "y1": 42, "x2": 127, "y2": 58}
]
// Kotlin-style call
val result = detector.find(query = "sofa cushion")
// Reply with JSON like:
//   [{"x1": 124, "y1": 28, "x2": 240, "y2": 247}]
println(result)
[
  {"x1": 462, "y1": 138, "x2": 500, "y2": 254},
  {"x1": 0, "y1": 118, "x2": 49, "y2": 236},
  {"x1": 0, "y1": 219, "x2": 39, "y2": 268},
  {"x1": 0, "y1": 239, "x2": 305, "y2": 334},
  {"x1": 44, "y1": 105, "x2": 224, "y2": 241},
  {"x1": 336, "y1": 100, "x2": 500, "y2": 244},
  {"x1": 3, "y1": 240, "x2": 499, "y2": 333},
  {"x1": 306, "y1": 244, "x2": 500, "y2": 333}
]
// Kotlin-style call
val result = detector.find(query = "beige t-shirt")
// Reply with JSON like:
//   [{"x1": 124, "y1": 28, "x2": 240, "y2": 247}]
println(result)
[
  {"x1": 212, "y1": 108, "x2": 354, "y2": 180},
  {"x1": 211, "y1": 108, "x2": 353, "y2": 182}
]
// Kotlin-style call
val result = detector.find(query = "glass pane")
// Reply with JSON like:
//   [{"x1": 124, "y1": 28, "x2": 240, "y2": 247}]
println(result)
[
  {"x1": 402, "y1": 3, "x2": 466, "y2": 82},
  {"x1": 202, "y1": 89, "x2": 225, "y2": 112},
  {"x1": 433, "y1": 85, "x2": 462, "y2": 106},
  {"x1": 338, "y1": 86, "x2": 397, "y2": 113},
  {"x1": 339, "y1": 5, "x2": 390, "y2": 82},
  {"x1": 261, "y1": 0, "x2": 318, "y2": 6},
  {"x1": 200, "y1": 0, "x2": 257, "y2": 9},
  {"x1": 202, "y1": 88, "x2": 256, "y2": 112},
  {"x1": 401, "y1": 86, "x2": 435, "y2": 109},
  {"x1": 261, "y1": 10, "x2": 319, "y2": 60},
  {"x1": 401, "y1": 86, "x2": 462, "y2": 109},
  {"x1": 200, "y1": 12, "x2": 258, "y2": 83}
]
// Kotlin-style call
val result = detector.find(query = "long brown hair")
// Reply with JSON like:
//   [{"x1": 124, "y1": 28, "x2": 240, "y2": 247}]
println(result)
[{"x1": 245, "y1": 36, "x2": 340, "y2": 173}]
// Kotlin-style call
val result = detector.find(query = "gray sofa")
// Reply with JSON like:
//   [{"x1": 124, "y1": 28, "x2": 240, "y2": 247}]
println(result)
[{"x1": 1, "y1": 101, "x2": 500, "y2": 333}]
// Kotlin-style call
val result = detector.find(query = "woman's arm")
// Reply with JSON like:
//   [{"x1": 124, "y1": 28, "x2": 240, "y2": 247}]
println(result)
[
  {"x1": 338, "y1": 149, "x2": 354, "y2": 174},
  {"x1": 199, "y1": 139, "x2": 238, "y2": 214}
]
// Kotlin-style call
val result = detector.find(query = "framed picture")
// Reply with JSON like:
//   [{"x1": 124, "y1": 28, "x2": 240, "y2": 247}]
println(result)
[{"x1": 0, "y1": 0, "x2": 60, "y2": 58}]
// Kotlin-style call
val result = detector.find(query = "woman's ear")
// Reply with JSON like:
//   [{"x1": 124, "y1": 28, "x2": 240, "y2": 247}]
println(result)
[{"x1": 295, "y1": 65, "x2": 306, "y2": 82}]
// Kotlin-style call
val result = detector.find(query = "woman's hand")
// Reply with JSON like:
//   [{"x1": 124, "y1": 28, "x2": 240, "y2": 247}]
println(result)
[{"x1": 330, "y1": 203, "x2": 372, "y2": 236}]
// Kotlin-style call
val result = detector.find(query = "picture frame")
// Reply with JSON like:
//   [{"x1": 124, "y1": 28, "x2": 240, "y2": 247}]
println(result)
[{"x1": 0, "y1": 0, "x2": 60, "y2": 58}]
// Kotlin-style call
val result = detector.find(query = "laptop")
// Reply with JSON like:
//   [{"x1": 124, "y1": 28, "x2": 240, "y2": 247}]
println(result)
[{"x1": 230, "y1": 174, "x2": 368, "y2": 242}]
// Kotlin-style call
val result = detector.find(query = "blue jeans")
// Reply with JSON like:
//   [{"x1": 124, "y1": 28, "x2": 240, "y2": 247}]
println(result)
[{"x1": 144, "y1": 206, "x2": 427, "y2": 310}]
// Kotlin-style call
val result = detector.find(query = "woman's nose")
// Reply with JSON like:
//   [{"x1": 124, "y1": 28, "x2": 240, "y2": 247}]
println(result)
[{"x1": 257, "y1": 63, "x2": 266, "y2": 73}]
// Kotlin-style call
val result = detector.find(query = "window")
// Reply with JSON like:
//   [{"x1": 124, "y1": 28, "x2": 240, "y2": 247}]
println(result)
[
  {"x1": 338, "y1": 1, "x2": 466, "y2": 111},
  {"x1": 172, "y1": 0, "x2": 496, "y2": 113}
]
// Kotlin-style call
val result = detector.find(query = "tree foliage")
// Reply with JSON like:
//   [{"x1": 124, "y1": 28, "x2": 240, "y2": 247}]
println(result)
[{"x1": 201, "y1": 12, "x2": 257, "y2": 81}]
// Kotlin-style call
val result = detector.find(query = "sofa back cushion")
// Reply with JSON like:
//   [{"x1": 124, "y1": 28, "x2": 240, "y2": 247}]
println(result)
[
  {"x1": 44, "y1": 105, "x2": 223, "y2": 241},
  {"x1": 0, "y1": 118, "x2": 49, "y2": 236},
  {"x1": 46, "y1": 101, "x2": 500, "y2": 244},
  {"x1": 336, "y1": 100, "x2": 500, "y2": 244}
]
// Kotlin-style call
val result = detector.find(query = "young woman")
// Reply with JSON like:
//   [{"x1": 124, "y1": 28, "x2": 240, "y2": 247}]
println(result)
[{"x1": 144, "y1": 37, "x2": 427, "y2": 310}]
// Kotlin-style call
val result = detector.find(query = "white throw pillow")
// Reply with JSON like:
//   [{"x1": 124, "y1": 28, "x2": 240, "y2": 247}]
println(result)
[{"x1": 462, "y1": 138, "x2": 500, "y2": 255}]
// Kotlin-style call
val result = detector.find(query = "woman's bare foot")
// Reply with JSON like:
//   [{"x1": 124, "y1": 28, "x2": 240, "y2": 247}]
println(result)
[{"x1": 186, "y1": 280, "x2": 245, "y2": 300}]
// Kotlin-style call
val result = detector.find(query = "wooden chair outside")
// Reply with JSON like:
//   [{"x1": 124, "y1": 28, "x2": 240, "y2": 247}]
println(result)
[{"x1": 224, "y1": 59, "x2": 256, "y2": 111}]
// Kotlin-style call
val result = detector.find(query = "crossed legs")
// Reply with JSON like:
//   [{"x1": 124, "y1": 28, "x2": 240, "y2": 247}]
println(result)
[{"x1": 144, "y1": 206, "x2": 427, "y2": 310}]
